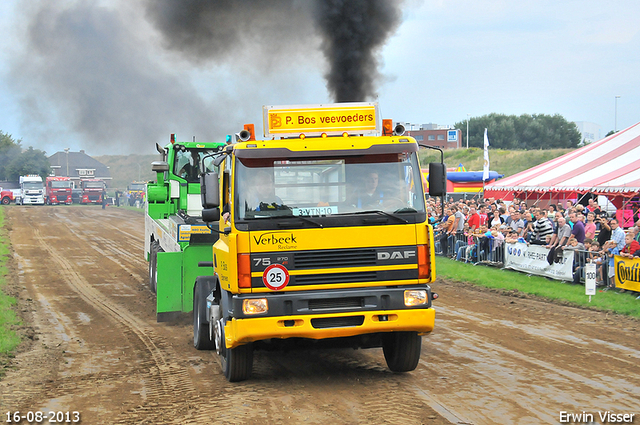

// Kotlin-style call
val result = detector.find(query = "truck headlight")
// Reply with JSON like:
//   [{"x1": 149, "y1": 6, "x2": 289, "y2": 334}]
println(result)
[
  {"x1": 404, "y1": 290, "x2": 427, "y2": 306},
  {"x1": 242, "y1": 298, "x2": 268, "y2": 315}
]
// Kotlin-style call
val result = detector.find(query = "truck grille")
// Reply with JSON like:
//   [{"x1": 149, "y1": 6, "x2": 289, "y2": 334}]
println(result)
[
  {"x1": 308, "y1": 297, "x2": 364, "y2": 310},
  {"x1": 311, "y1": 316, "x2": 364, "y2": 329},
  {"x1": 250, "y1": 245, "x2": 420, "y2": 289},
  {"x1": 296, "y1": 271, "x2": 377, "y2": 285},
  {"x1": 295, "y1": 248, "x2": 376, "y2": 269}
]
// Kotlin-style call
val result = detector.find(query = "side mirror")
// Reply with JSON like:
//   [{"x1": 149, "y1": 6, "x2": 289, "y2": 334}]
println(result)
[
  {"x1": 151, "y1": 161, "x2": 169, "y2": 173},
  {"x1": 202, "y1": 207, "x2": 220, "y2": 223},
  {"x1": 201, "y1": 172, "x2": 219, "y2": 208},
  {"x1": 428, "y1": 162, "x2": 447, "y2": 197}
]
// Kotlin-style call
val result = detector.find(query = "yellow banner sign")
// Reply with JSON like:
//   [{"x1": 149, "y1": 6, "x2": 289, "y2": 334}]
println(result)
[
  {"x1": 263, "y1": 103, "x2": 379, "y2": 137},
  {"x1": 178, "y1": 224, "x2": 212, "y2": 242},
  {"x1": 614, "y1": 255, "x2": 640, "y2": 292}
]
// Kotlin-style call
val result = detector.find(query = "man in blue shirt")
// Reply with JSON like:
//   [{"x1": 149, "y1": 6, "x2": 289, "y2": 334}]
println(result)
[{"x1": 610, "y1": 219, "x2": 625, "y2": 250}]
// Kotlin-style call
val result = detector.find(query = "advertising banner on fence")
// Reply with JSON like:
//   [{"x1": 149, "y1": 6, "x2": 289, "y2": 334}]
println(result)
[
  {"x1": 504, "y1": 242, "x2": 574, "y2": 281},
  {"x1": 614, "y1": 255, "x2": 640, "y2": 292}
]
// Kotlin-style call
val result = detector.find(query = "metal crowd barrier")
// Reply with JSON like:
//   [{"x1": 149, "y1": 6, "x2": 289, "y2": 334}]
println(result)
[
  {"x1": 434, "y1": 230, "x2": 467, "y2": 257},
  {"x1": 567, "y1": 248, "x2": 609, "y2": 287},
  {"x1": 435, "y1": 235, "x2": 614, "y2": 287},
  {"x1": 434, "y1": 231, "x2": 505, "y2": 266}
]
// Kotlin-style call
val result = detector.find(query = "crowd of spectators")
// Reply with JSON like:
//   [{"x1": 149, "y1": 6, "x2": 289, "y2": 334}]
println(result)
[{"x1": 428, "y1": 196, "x2": 640, "y2": 299}]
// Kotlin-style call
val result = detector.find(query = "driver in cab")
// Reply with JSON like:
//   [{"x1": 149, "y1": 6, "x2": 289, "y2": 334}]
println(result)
[
  {"x1": 244, "y1": 170, "x2": 283, "y2": 212},
  {"x1": 353, "y1": 171, "x2": 384, "y2": 209}
]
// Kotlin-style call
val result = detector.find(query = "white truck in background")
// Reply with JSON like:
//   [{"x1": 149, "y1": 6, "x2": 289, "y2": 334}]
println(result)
[{"x1": 16, "y1": 175, "x2": 45, "y2": 205}]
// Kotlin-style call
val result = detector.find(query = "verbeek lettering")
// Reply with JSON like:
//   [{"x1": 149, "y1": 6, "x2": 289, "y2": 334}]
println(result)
[{"x1": 253, "y1": 232, "x2": 298, "y2": 246}]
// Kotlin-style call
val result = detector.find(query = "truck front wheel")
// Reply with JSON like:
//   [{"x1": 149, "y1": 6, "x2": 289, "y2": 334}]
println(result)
[
  {"x1": 193, "y1": 279, "x2": 215, "y2": 350},
  {"x1": 1, "y1": 197, "x2": 10, "y2": 205},
  {"x1": 215, "y1": 319, "x2": 253, "y2": 382},
  {"x1": 382, "y1": 331, "x2": 422, "y2": 372}
]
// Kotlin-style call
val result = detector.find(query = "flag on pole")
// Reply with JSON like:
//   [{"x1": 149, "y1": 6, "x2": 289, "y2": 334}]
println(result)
[{"x1": 483, "y1": 128, "x2": 490, "y2": 181}]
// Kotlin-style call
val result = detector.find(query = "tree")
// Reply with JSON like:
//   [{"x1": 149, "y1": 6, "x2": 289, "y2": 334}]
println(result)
[
  {"x1": 0, "y1": 131, "x2": 20, "y2": 152},
  {"x1": 0, "y1": 131, "x2": 22, "y2": 181},
  {"x1": 454, "y1": 113, "x2": 581, "y2": 150},
  {"x1": 0, "y1": 131, "x2": 50, "y2": 181}
]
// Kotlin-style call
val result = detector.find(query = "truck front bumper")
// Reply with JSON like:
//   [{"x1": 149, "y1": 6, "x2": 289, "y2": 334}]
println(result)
[
  {"x1": 225, "y1": 307, "x2": 435, "y2": 349},
  {"x1": 221, "y1": 285, "x2": 436, "y2": 349},
  {"x1": 22, "y1": 197, "x2": 44, "y2": 205}
]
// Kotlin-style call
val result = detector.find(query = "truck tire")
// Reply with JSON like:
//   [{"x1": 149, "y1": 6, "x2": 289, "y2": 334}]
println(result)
[
  {"x1": 382, "y1": 331, "x2": 422, "y2": 372},
  {"x1": 1, "y1": 197, "x2": 10, "y2": 205},
  {"x1": 148, "y1": 241, "x2": 160, "y2": 294},
  {"x1": 193, "y1": 279, "x2": 215, "y2": 350},
  {"x1": 215, "y1": 318, "x2": 253, "y2": 382}
]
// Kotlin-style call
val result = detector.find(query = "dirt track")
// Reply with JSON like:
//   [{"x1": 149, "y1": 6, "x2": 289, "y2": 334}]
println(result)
[{"x1": 1, "y1": 206, "x2": 639, "y2": 424}]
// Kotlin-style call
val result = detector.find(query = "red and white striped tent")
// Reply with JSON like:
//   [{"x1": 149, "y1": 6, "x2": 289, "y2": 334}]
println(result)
[{"x1": 484, "y1": 122, "x2": 640, "y2": 208}]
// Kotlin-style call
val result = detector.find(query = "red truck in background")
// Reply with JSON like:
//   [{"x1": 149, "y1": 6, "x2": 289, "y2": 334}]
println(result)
[
  {"x1": 45, "y1": 176, "x2": 73, "y2": 205},
  {"x1": 80, "y1": 179, "x2": 106, "y2": 204},
  {"x1": 1, "y1": 188, "x2": 18, "y2": 205}
]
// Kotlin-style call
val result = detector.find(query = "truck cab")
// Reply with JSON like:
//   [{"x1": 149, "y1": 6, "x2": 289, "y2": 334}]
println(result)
[
  {"x1": 46, "y1": 176, "x2": 73, "y2": 204},
  {"x1": 80, "y1": 179, "x2": 106, "y2": 204},
  {"x1": 191, "y1": 103, "x2": 446, "y2": 381},
  {"x1": 1, "y1": 188, "x2": 17, "y2": 205},
  {"x1": 17, "y1": 175, "x2": 45, "y2": 205},
  {"x1": 144, "y1": 136, "x2": 227, "y2": 321}
]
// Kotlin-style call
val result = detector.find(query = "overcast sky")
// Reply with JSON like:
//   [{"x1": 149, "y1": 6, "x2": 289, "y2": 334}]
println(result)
[{"x1": 0, "y1": 0, "x2": 638, "y2": 156}]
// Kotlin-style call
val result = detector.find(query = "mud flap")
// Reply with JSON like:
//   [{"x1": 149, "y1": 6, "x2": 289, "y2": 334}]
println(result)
[{"x1": 156, "y1": 251, "x2": 183, "y2": 321}]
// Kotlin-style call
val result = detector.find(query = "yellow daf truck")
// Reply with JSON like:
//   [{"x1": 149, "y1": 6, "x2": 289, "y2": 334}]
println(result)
[{"x1": 191, "y1": 103, "x2": 445, "y2": 381}]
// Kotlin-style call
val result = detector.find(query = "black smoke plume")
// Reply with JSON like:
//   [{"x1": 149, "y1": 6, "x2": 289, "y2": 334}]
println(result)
[
  {"x1": 311, "y1": 0, "x2": 403, "y2": 102},
  {"x1": 9, "y1": 0, "x2": 404, "y2": 154},
  {"x1": 144, "y1": 0, "x2": 312, "y2": 65},
  {"x1": 146, "y1": 0, "x2": 404, "y2": 102}
]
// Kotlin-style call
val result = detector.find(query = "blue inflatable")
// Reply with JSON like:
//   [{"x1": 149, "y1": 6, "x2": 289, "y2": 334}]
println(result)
[{"x1": 446, "y1": 171, "x2": 504, "y2": 182}]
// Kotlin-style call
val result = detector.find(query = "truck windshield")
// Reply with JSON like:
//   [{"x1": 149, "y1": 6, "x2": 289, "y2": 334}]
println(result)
[
  {"x1": 23, "y1": 182, "x2": 43, "y2": 190},
  {"x1": 235, "y1": 152, "x2": 425, "y2": 220},
  {"x1": 129, "y1": 183, "x2": 146, "y2": 191},
  {"x1": 174, "y1": 148, "x2": 221, "y2": 183},
  {"x1": 84, "y1": 182, "x2": 104, "y2": 189},
  {"x1": 51, "y1": 181, "x2": 72, "y2": 189}
]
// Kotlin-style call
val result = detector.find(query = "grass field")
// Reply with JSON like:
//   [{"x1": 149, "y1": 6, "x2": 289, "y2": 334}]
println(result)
[
  {"x1": 435, "y1": 256, "x2": 640, "y2": 318},
  {"x1": 418, "y1": 147, "x2": 572, "y2": 177},
  {"x1": 0, "y1": 207, "x2": 21, "y2": 363}
]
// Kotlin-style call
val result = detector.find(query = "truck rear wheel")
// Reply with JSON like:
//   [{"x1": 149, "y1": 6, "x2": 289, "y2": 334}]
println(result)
[
  {"x1": 215, "y1": 319, "x2": 253, "y2": 382},
  {"x1": 193, "y1": 279, "x2": 215, "y2": 350},
  {"x1": 382, "y1": 331, "x2": 422, "y2": 372},
  {"x1": 148, "y1": 241, "x2": 161, "y2": 294}
]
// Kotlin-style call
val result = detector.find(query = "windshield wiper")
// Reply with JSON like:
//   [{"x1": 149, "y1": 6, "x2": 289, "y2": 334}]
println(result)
[{"x1": 351, "y1": 210, "x2": 408, "y2": 224}]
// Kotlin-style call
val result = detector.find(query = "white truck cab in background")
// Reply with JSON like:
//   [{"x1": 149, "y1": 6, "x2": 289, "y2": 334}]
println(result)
[{"x1": 17, "y1": 175, "x2": 45, "y2": 205}]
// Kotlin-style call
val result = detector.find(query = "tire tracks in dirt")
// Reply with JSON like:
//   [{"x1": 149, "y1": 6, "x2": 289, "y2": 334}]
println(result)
[
  {"x1": 15, "y1": 207, "x2": 639, "y2": 424},
  {"x1": 52, "y1": 208, "x2": 147, "y2": 283},
  {"x1": 30, "y1": 225, "x2": 200, "y2": 424}
]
